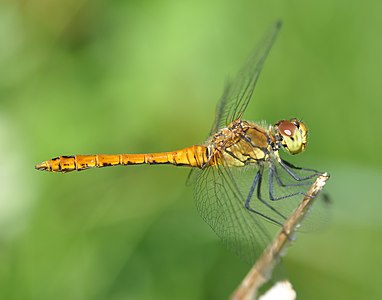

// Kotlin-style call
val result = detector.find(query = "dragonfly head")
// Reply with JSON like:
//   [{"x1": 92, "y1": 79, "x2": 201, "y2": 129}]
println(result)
[{"x1": 275, "y1": 118, "x2": 307, "y2": 155}]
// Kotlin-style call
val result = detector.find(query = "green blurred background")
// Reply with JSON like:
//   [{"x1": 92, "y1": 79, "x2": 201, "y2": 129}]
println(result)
[{"x1": 1, "y1": 0, "x2": 381, "y2": 299}]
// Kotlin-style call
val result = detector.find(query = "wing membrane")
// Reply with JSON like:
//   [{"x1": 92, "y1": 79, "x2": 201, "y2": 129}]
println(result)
[
  {"x1": 210, "y1": 21, "x2": 282, "y2": 135},
  {"x1": 194, "y1": 164, "x2": 272, "y2": 263},
  {"x1": 193, "y1": 155, "x2": 327, "y2": 263}
]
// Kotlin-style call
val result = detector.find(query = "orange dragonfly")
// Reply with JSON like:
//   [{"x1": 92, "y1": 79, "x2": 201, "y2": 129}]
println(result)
[{"x1": 36, "y1": 21, "x2": 326, "y2": 263}]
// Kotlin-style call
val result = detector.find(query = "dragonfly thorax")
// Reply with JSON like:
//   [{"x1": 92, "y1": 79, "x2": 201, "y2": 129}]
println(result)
[
  {"x1": 274, "y1": 118, "x2": 308, "y2": 155},
  {"x1": 208, "y1": 119, "x2": 274, "y2": 167}
]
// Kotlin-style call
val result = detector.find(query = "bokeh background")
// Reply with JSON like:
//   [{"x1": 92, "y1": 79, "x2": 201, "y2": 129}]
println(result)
[{"x1": 1, "y1": 0, "x2": 381, "y2": 299}]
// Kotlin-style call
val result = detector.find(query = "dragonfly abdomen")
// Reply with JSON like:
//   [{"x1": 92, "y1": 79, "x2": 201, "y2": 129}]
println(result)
[{"x1": 35, "y1": 145, "x2": 209, "y2": 173}]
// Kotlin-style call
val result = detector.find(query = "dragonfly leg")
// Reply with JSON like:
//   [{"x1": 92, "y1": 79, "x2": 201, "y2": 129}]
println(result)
[
  {"x1": 273, "y1": 163, "x2": 313, "y2": 188},
  {"x1": 268, "y1": 164, "x2": 306, "y2": 201},
  {"x1": 244, "y1": 167, "x2": 286, "y2": 225},
  {"x1": 278, "y1": 159, "x2": 322, "y2": 181}
]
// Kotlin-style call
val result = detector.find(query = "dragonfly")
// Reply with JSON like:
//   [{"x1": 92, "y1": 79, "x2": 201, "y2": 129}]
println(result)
[{"x1": 35, "y1": 21, "x2": 326, "y2": 263}]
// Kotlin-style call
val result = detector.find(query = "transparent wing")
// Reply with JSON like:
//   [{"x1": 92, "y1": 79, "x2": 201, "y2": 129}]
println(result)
[
  {"x1": 210, "y1": 21, "x2": 282, "y2": 135},
  {"x1": 193, "y1": 154, "x2": 328, "y2": 263},
  {"x1": 194, "y1": 164, "x2": 273, "y2": 263}
]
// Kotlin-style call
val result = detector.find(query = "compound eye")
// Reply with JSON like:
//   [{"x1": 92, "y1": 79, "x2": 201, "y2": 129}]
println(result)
[
  {"x1": 276, "y1": 119, "x2": 307, "y2": 155},
  {"x1": 278, "y1": 121, "x2": 297, "y2": 138}
]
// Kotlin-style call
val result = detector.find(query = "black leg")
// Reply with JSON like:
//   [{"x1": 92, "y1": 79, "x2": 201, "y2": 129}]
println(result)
[
  {"x1": 269, "y1": 164, "x2": 307, "y2": 201},
  {"x1": 273, "y1": 163, "x2": 313, "y2": 188},
  {"x1": 278, "y1": 159, "x2": 322, "y2": 181},
  {"x1": 244, "y1": 170, "x2": 261, "y2": 208},
  {"x1": 244, "y1": 167, "x2": 286, "y2": 225}
]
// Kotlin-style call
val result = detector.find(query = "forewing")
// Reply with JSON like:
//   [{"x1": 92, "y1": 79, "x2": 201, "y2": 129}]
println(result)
[{"x1": 210, "y1": 21, "x2": 282, "y2": 135}]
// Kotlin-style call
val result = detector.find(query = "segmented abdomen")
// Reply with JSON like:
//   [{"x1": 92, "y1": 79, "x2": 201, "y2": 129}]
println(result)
[{"x1": 35, "y1": 145, "x2": 209, "y2": 173}]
